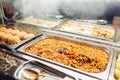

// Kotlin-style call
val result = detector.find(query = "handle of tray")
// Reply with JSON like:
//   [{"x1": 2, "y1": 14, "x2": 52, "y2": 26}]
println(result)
[{"x1": 13, "y1": 60, "x2": 33, "y2": 79}]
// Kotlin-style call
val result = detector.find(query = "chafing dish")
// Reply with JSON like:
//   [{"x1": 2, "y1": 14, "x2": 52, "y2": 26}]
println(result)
[
  {"x1": 0, "y1": 44, "x2": 23, "y2": 76},
  {"x1": 0, "y1": 24, "x2": 38, "y2": 46},
  {"x1": 53, "y1": 20, "x2": 116, "y2": 40},
  {"x1": 16, "y1": 17, "x2": 63, "y2": 29},
  {"x1": 14, "y1": 60, "x2": 76, "y2": 80},
  {"x1": 15, "y1": 34, "x2": 115, "y2": 80},
  {"x1": 109, "y1": 51, "x2": 120, "y2": 80}
]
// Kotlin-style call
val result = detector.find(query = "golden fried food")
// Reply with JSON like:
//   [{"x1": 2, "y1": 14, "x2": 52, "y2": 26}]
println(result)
[
  {"x1": 0, "y1": 26, "x2": 36, "y2": 44},
  {"x1": 115, "y1": 54, "x2": 120, "y2": 80}
]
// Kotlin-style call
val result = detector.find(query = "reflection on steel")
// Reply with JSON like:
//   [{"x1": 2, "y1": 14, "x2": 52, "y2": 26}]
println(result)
[
  {"x1": 0, "y1": 0, "x2": 19, "y2": 21},
  {"x1": 0, "y1": 0, "x2": 4, "y2": 24}
]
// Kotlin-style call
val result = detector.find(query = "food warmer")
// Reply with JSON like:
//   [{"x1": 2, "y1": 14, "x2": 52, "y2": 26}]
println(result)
[{"x1": 0, "y1": 0, "x2": 120, "y2": 80}]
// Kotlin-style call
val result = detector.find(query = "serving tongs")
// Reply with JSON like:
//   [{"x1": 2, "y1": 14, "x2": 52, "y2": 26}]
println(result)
[{"x1": 14, "y1": 60, "x2": 79, "y2": 80}]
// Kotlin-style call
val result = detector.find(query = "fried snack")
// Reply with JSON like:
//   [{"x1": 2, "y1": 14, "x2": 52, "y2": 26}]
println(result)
[
  {"x1": 0, "y1": 27, "x2": 7, "y2": 32},
  {"x1": 115, "y1": 54, "x2": 120, "y2": 80},
  {"x1": 8, "y1": 35, "x2": 21, "y2": 44},
  {"x1": 0, "y1": 26, "x2": 36, "y2": 44},
  {"x1": 25, "y1": 37, "x2": 109, "y2": 73}
]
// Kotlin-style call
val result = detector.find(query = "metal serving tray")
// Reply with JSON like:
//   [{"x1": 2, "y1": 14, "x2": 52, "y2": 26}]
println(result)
[
  {"x1": 14, "y1": 60, "x2": 76, "y2": 80},
  {"x1": 108, "y1": 51, "x2": 119, "y2": 80},
  {"x1": 0, "y1": 23, "x2": 39, "y2": 48},
  {"x1": 53, "y1": 20, "x2": 116, "y2": 40},
  {"x1": 0, "y1": 47, "x2": 23, "y2": 76},
  {"x1": 15, "y1": 34, "x2": 115, "y2": 80},
  {"x1": 16, "y1": 17, "x2": 64, "y2": 29}
]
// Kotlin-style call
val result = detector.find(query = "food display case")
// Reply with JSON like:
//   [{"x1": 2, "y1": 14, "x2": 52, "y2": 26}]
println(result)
[
  {"x1": 1, "y1": 18, "x2": 120, "y2": 80},
  {"x1": 13, "y1": 22, "x2": 120, "y2": 80},
  {"x1": 0, "y1": 0, "x2": 120, "y2": 80}
]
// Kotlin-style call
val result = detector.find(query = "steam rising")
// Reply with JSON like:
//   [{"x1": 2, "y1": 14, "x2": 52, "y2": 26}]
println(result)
[
  {"x1": 14, "y1": 0, "x2": 109, "y2": 19},
  {"x1": 14, "y1": 0, "x2": 60, "y2": 18},
  {"x1": 59, "y1": 0, "x2": 108, "y2": 19}
]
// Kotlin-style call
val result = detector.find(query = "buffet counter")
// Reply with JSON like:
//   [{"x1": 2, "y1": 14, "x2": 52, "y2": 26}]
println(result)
[{"x1": 0, "y1": 17, "x2": 120, "y2": 80}]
